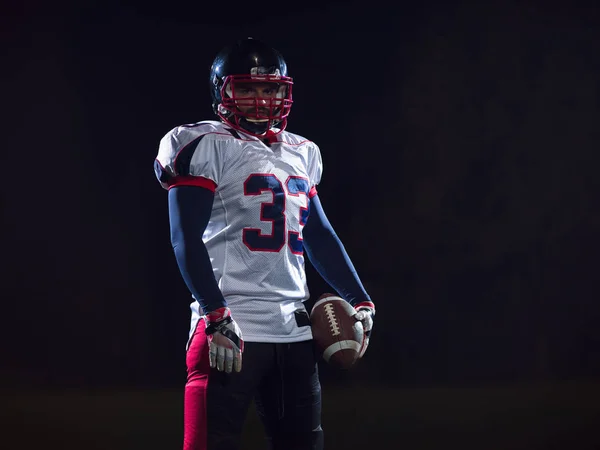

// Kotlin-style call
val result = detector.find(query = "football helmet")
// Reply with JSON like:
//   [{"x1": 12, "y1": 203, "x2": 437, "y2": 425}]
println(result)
[{"x1": 209, "y1": 37, "x2": 293, "y2": 137}]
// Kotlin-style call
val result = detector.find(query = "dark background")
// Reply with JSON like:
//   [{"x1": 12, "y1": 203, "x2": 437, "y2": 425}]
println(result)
[{"x1": 2, "y1": 0, "x2": 600, "y2": 448}]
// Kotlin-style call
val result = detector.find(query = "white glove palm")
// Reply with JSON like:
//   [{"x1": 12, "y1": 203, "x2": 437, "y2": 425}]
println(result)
[
  {"x1": 204, "y1": 307, "x2": 244, "y2": 373},
  {"x1": 353, "y1": 302, "x2": 375, "y2": 358}
]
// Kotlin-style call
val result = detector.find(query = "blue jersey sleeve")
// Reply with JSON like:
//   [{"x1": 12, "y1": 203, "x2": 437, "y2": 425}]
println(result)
[
  {"x1": 302, "y1": 194, "x2": 372, "y2": 306},
  {"x1": 168, "y1": 185, "x2": 227, "y2": 313}
]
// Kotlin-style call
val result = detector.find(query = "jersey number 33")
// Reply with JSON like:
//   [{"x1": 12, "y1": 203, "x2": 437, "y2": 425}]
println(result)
[{"x1": 242, "y1": 173, "x2": 310, "y2": 255}]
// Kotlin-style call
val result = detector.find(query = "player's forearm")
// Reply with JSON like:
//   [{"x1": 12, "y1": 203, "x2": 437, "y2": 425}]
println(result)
[
  {"x1": 171, "y1": 237, "x2": 226, "y2": 313},
  {"x1": 303, "y1": 195, "x2": 372, "y2": 306},
  {"x1": 304, "y1": 234, "x2": 372, "y2": 306},
  {"x1": 169, "y1": 186, "x2": 227, "y2": 313}
]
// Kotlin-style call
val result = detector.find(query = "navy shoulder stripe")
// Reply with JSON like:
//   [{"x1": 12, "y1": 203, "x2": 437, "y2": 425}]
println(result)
[
  {"x1": 175, "y1": 135, "x2": 206, "y2": 176},
  {"x1": 224, "y1": 127, "x2": 242, "y2": 139}
]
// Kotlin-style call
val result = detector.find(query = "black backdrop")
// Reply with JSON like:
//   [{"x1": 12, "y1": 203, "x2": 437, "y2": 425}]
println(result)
[{"x1": 2, "y1": 0, "x2": 599, "y2": 391}]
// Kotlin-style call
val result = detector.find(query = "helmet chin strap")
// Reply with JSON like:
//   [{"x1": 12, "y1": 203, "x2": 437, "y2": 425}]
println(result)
[
  {"x1": 238, "y1": 117, "x2": 271, "y2": 134},
  {"x1": 217, "y1": 104, "x2": 284, "y2": 138}
]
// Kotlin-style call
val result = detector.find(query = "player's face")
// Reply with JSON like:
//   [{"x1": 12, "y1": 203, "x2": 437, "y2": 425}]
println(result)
[{"x1": 232, "y1": 82, "x2": 284, "y2": 121}]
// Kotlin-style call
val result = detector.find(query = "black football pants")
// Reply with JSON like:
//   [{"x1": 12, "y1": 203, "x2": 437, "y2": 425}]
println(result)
[{"x1": 185, "y1": 322, "x2": 324, "y2": 450}]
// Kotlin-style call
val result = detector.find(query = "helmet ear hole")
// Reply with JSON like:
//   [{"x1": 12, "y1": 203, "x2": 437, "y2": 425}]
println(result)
[{"x1": 217, "y1": 104, "x2": 231, "y2": 116}]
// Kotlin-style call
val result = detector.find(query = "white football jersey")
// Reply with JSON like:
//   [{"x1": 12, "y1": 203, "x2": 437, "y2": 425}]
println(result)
[{"x1": 156, "y1": 120, "x2": 323, "y2": 343}]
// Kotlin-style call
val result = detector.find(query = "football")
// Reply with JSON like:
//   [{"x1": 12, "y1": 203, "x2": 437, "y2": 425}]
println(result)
[{"x1": 310, "y1": 293, "x2": 364, "y2": 369}]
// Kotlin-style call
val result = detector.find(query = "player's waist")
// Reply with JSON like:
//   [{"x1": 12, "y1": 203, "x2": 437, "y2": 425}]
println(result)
[
  {"x1": 190, "y1": 298, "x2": 313, "y2": 341},
  {"x1": 194, "y1": 295, "x2": 306, "y2": 314}
]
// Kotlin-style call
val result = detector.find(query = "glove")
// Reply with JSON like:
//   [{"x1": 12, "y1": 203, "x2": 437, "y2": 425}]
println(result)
[
  {"x1": 353, "y1": 301, "x2": 375, "y2": 358},
  {"x1": 204, "y1": 307, "x2": 244, "y2": 373}
]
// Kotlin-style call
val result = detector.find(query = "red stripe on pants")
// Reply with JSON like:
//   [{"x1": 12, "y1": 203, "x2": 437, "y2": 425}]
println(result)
[{"x1": 184, "y1": 319, "x2": 210, "y2": 450}]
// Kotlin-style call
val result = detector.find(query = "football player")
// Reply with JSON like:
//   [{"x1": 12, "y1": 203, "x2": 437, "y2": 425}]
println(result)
[{"x1": 154, "y1": 37, "x2": 376, "y2": 450}]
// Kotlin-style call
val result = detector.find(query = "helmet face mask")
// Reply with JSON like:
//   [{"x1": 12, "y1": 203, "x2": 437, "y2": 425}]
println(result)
[
  {"x1": 218, "y1": 74, "x2": 293, "y2": 134},
  {"x1": 210, "y1": 38, "x2": 294, "y2": 137}
]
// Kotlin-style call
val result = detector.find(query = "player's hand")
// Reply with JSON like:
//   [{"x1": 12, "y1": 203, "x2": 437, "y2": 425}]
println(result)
[
  {"x1": 204, "y1": 307, "x2": 244, "y2": 373},
  {"x1": 353, "y1": 302, "x2": 375, "y2": 358}
]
